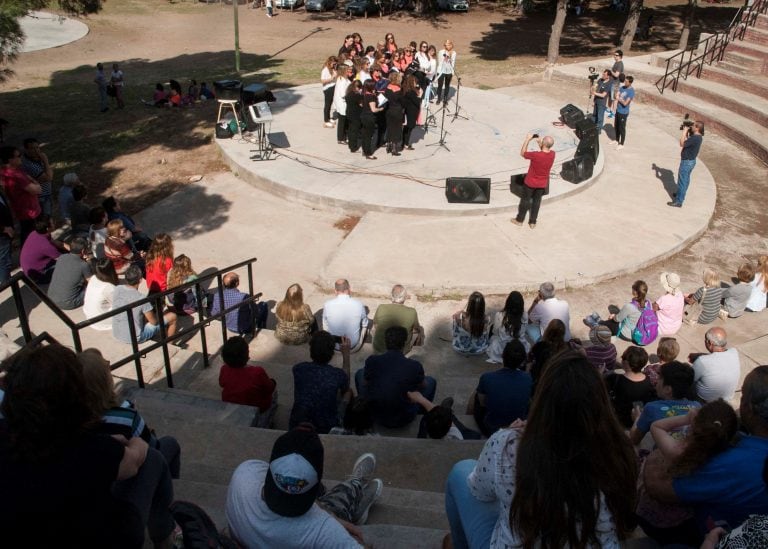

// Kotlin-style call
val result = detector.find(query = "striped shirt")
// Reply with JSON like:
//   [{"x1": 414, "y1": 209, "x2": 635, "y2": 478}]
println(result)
[{"x1": 693, "y1": 286, "x2": 723, "y2": 325}]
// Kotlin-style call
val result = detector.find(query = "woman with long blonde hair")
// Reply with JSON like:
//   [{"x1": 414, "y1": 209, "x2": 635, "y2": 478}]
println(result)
[
  {"x1": 167, "y1": 254, "x2": 200, "y2": 314},
  {"x1": 746, "y1": 255, "x2": 768, "y2": 312},
  {"x1": 684, "y1": 268, "x2": 722, "y2": 324},
  {"x1": 274, "y1": 283, "x2": 316, "y2": 345},
  {"x1": 321, "y1": 56, "x2": 338, "y2": 128},
  {"x1": 145, "y1": 233, "x2": 174, "y2": 293}
]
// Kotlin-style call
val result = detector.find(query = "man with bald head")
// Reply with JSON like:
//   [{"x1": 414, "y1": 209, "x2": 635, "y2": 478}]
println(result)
[
  {"x1": 512, "y1": 133, "x2": 555, "y2": 229},
  {"x1": 211, "y1": 271, "x2": 267, "y2": 336},
  {"x1": 323, "y1": 279, "x2": 368, "y2": 349},
  {"x1": 689, "y1": 327, "x2": 740, "y2": 403},
  {"x1": 372, "y1": 284, "x2": 424, "y2": 354}
]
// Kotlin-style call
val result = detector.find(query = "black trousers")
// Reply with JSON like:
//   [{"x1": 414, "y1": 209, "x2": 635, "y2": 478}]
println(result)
[
  {"x1": 386, "y1": 107, "x2": 404, "y2": 151},
  {"x1": 336, "y1": 114, "x2": 347, "y2": 142},
  {"x1": 615, "y1": 112, "x2": 628, "y2": 145},
  {"x1": 323, "y1": 86, "x2": 335, "y2": 123},
  {"x1": 436, "y1": 73, "x2": 453, "y2": 102},
  {"x1": 515, "y1": 185, "x2": 545, "y2": 224},
  {"x1": 347, "y1": 117, "x2": 361, "y2": 152},
  {"x1": 361, "y1": 114, "x2": 377, "y2": 156}
]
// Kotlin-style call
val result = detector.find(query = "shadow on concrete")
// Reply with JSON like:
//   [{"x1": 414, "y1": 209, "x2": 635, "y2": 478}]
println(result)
[{"x1": 652, "y1": 162, "x2": 677, "y2": 199}]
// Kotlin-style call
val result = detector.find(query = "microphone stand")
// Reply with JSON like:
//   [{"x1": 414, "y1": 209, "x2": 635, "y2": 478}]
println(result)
[
  {"x1": 450, "y1": 68, "x2": 468, "y2": 122},
  {"x1": 427, "y1": 96, "x2": 450, "y2": 152},
  {"x1": 422, "y1": 81, "x2": 437, "y2": 133}
]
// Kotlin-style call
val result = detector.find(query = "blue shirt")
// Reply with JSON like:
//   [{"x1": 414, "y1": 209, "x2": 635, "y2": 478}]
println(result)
[
  {"x1": 477, "y1": 368, "x2": 532, "y2": 434},
  {"x1": 290, "y1": 362, "x2": 349, "y2": 434},
  {"x1": 616, "y1": 86, "x2": 634, "y2": 115},
  {"x1": 635, "y1": 399, "x2": 700, "y2": 434},
  {"x1": 673, "y1": 434, "x2": 768, "y2": 531},
  {"x1": 363, "y1": 350, "x2": 425, "y2": 428},
  {"x1": 681, "y1": 134, "x2": 703, "y2": 160},
  {"x1": 211, "y1": 287, "x2": 252, "y2": 334}
]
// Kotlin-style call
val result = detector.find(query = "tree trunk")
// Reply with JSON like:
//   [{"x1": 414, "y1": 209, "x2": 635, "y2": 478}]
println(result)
[
  {"x1": 546, "y1": 0, "x2": 568, "y2": 65},
  {"x1": 619, "y1": 0, "x2": 643, "y2": 52},
  {"x1": 678, "y1": 0, "x2": 697, "y2": 50}
]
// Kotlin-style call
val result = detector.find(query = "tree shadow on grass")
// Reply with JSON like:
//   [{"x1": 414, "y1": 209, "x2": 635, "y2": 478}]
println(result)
[
  {"x1": 0, "y1": 51, "x2": 306, "y2": 223},
  {"x1": 469, "y1": 2, "x2": 737, "y2": 61}
]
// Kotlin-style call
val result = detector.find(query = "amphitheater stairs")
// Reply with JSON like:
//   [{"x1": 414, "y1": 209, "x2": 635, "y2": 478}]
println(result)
[{"x1": 552, "y1": 15, "x2": 768, "y2": 165}]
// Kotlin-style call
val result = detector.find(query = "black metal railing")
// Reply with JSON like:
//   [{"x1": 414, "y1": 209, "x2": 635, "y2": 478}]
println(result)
[
  {"x1": 656, "y1": 0, "x2": 767, "y2": 94},
  {"x1": 0, "y1": 257, "x2": 260, "y2": 388}
]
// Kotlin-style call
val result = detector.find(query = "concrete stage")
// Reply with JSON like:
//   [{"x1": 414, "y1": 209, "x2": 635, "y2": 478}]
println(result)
[
  {"x1": 217, "y1": 84, "x2": 603, "y2": 215},
  {"x1": 213, "y1": 83, "x2": 716, "y2": 294}
]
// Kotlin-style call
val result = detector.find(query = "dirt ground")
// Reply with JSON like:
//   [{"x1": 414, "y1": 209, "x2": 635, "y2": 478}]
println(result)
[{"x1": 0, "y1": 0, "x2": 740, "y2": 213}]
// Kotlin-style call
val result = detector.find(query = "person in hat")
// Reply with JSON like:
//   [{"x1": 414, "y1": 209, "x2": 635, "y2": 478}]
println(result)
[
  {"x1": 584, "y1": 324, "x2": 618, "y2": 372},
  {"x1": 654, "y1": 272, "x2": 685, "y2": 336},
  {"x1": 225, "y1": 426, "x2": 383, "y2": 548}
]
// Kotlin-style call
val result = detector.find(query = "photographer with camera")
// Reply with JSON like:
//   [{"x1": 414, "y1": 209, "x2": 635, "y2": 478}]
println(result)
[
  {"x1": 590, "y1": 69, "x2": 612, "y2": 135},
  {"x1": 511, "y1": 133, "x2": 555, "y2": 229},
  {"x1": 668, "y1": 119, "x2": 704, "y2": 208}
]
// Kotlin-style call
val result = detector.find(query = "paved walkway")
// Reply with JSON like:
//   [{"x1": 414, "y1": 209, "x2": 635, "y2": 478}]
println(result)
[{"x1": 19, "y1": 11, "x2": 89, "y2": 53}]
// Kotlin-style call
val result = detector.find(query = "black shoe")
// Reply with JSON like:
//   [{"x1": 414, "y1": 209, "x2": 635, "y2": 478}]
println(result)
[
  {"x1": 392, "y1": 151, "x2": 401, "y2": 156},
  {"x1": 439, "y1": 397, "x2": 454, "y2": 411},
  {"x1": 667, "y1": 201, "x2": 682, "y2": 208}
]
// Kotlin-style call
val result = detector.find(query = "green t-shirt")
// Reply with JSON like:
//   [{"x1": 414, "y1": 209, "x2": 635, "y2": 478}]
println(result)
[{"x1": 372, "y1": 303, "x2": 418, "y2": 353}]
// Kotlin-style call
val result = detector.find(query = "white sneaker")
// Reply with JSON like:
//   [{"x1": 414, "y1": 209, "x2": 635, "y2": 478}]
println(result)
[
  {"x1": 323, "y1": 122, "x2": 334, "y2": 128},
  {"x1": 354, "y1": 478, "x2": 383, "y2": 525},
  {"x1": 351, "y1": 453, "x2": 376, "y2": 481},
  {"x1": 617, "y1": 144, "x2": 624, "y2": 150}
]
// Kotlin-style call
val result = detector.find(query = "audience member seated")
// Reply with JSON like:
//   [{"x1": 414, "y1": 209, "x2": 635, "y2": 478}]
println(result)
[
  {"x1": 606, "y1": 346, "x2": 656, "y2": 429},
  {"x1": 329, "y1": 396, "x2": 379, "y2": 436},
  {"x1": 58, "y1": 172, "x2": 78, "y2": 225},
  {"x1": 586, "y1": 280, "x2": 651, "y2": 342},
  {"x1": 112, "y1": 264, "x2": 178, "y2": 345},
  {"x1": 0, "y1": 145, "x2": 41, "y2": 245},
  {"x1": 689, "y1": 327, "x2": 740, "y2": 403},
  {"x1": 145, "y1": 233, "x2": 174, "y2": 294},
  {"x1": 582, "y1": 324, "x2": 618, "y2": 372},
  {"x1": 83, "y1": 257, "x2": 119, "y2": 331},
  {"x1": 372, "y1": 284, "x2": 424, "y2": 354},
  {"x1": 104, "y1": 219, "x2": 143, "y2": 276},
  {"x1": 684, "y1": 268, "x2": 723, "y2": 325},
  {"x1": 102, "y1": 196, "x2": 152, "y2": 252},
  {"x1": 0, "y1": 345, "x2": 178, "y2": 548},
  {"x1": 323, "y1": 278, "x2": 368, "y2": 350},
  {"x1": 290, "y1": 331, "x2": 352, "y2": 434},
  {"x1": 355, "y1": 326, "x2": 437, "y2": 429},
  {"x1": 219, "y1": 336, "x2": 277, "y2": 428},
  {"x1": 274, "y1": 283, "x2": 316, "y2": 345},
  {"x1": 199, "y1": 82, "x2": 215, "y2": 100},
  {"x1": 145, "y1": 83, "x2": 167, "y2": 107},
  {"x1": 468, "y1": 340, "x2": 532, "y2": 438},
  {"x1": 747, "y1": 255, "x2": 767, "y2": 313},
  {"x1": 78, "y1": 347, "x2": 181, "y2": 479},
  {"x1": 629, "y1": 361, "x2": 699, "y2": 446},
  {"x1": 445, "y1": 351, "x2": 637, "y2": 548},
  {"x1": 47, "y1": 236, "x2": 92, "y2": 310},
  {"x1": 226, "y1": 427, "x2": 382, "y2": 548},
  {"x1": 655, "y1": 272, "x2": 685, "y2": 336},
  {"x1": 527, "y1": 281, "x2": 571, "y2": 342},
  {"x1": 452, "y1": 291, "x2": 491, "y2": 355},
  {"x1": 643, "y1": 336, "x2": 681, "y2": 387},
  {"x1": 70, "y1": 183, "x2": 91, "y2": 235},
  {"x1": 527, "y1": 318, "x2": 568, "y2": 386},
  {"x1": 88, "y1": 206, "x2": 108, "y2": 259},
  {"x1": 410, "y1": 393, "x2": 482, "y2": 440},
  {"x1": 166, "y1": 254, "x2": 199, "y2": 315},
  {"x1": 210, "y1": 272, "x2": 267, "y2": 336},
  {"x1": 720, "y1": 263, "x2": 754, "y2": 319},
  {"x1": 19, "y1": 214, "x2": 66, "y2": 284},
  {"x1": 486, "y1": 291, "x2": 530, "y2": 363},
  {"x1": 645, "y1": 398, "x2": 748, "y2": 546}
]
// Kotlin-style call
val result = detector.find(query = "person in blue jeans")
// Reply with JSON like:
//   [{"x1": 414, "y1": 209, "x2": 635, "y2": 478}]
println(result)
[
  {"x1": 669, "y1": 120, "x2": 704, "y2": 208},
  {"x1": 591, "y1": 69, "x2": 612, "y2": 135}
]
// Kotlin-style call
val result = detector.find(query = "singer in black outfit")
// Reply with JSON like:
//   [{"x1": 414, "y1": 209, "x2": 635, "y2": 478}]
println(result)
[
  {"x1": 345, "y1": 81, "x2": 363, "y2": 153},
  {"x1": 384, "y1": 73, "x2": 405, "y2": 155},
  {"x1": 361, "y1": 80, "x2": 383, "y2": 160},
  {"x1": 401, "y1": 74, "x2": 422, "y2": 151}
]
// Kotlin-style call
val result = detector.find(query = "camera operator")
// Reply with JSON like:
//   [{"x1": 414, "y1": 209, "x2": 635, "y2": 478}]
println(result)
[
  {"x1": 668, "y1": 120, "x2": 704, "y2": 208},
  {"x1": 590, "y1": 69, "x2": 612, "y2": 136}
]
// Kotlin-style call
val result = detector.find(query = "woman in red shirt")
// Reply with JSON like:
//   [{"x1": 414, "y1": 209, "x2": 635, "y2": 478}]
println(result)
[{"x1": 144, "y1": 233, "x2": 174, "y2": 293}]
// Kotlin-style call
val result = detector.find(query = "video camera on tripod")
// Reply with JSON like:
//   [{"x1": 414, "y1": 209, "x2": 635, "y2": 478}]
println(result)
[
  {"x1": 679, "y1": 113, "x2": 694, "y2": 131},
  {"x1": 587, "y1": 66, "x2": 599, "y2": 83}
]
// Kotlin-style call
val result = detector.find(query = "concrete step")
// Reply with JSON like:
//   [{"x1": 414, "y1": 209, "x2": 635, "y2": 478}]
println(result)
[
  {"x1": 746, "y1": 26, "x2": 768, "y2": 46},
  {"x1": 716, "y1": 59, "x2": 756, "y2": 76},
  {"x1": 756, "y1": 13, "x2": 768, "y2": 31},
  {"x1": 723, "y1": 50, "x2": 768, "y2": 74},
  {"x1": 701, "y1": 65, "x2": 768, "y2": 99},
  {"x1": 727, "y1": 35, "x2": 768, "y2": 61}
]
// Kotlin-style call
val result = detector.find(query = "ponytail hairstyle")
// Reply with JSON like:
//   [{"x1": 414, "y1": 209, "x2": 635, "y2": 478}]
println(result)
[
  {"x1": 671, "y1": 399, "x2": 738, "y2": 476},
  {"x1": 632, "y1": 279, "x2": 648, "y2": 308}
]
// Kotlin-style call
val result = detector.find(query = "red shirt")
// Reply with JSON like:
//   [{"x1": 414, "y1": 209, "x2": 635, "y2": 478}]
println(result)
[
  {"x1": 219, "y1": 363, "x2": 274, "y2": 411},
  {"x1": 1, "y1": 166, "x2": 41, "y2": 221},
  {"x1": 523, "y1": 150, "x2": 556, "y2": 189},
  {"x1": 145, "y1": 257, "x2": 173, "y2": 293}
]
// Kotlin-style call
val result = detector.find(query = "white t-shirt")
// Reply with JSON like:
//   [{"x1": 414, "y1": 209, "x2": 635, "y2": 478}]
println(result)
[
  {"x1": 89, "y1": 226, "x2": 107, "y2": 259},
  {"x1": 226, "y1": 460, "x2": 361, "y2": 549},
  {"x1": 83, "y1": 278, "x2": 116, "y2": 330},
  {"x1": 323, "y1": 294, "x2": 368, "y2": 348},
  {"x1": 529, "y1": 297, "x2": 571, "y2": 340},
  {"x1": 693, "y1": 348, "x2": 741, "y2": 402},
  {"x1": 746, "y1": 272, "x2": 767, "y2": 312},
  {"x1": 321, "y1": 67, "x2": 335, "y2": 91}
]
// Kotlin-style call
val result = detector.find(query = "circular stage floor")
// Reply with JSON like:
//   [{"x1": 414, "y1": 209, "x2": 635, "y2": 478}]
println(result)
[{"x1": 217, "y1": 84, "x2": 603, "y2": 216}]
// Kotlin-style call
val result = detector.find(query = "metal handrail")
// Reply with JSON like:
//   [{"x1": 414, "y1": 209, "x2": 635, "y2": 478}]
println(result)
[
  {"x1": 0, "y1": 257, "x2": 260, "y2": 388},
  {"x1": 655, "y1": 0, "x2": 767, "y2": 94}
]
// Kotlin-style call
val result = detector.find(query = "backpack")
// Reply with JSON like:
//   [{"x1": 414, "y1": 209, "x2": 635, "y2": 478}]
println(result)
[
  {"x1": 631, "y1": 300, "x2": 658, "y2": 346},
  {"x1": 169, "y1": 501, "x2": 239, "y2": 549}
]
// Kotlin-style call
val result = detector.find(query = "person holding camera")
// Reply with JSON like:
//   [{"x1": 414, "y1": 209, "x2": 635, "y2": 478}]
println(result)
[
  {"x1": 512, "y1": 133, "x2": 555, "y2": 229},
  {"x1": 668, "y1": 120, "x2": 704, "y2": 208},
  {"x1": 591, "y1": 69, "x2": 612, "y2": 135}
]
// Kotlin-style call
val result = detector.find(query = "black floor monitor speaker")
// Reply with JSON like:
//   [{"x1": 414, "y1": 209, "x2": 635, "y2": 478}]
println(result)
[
  {"x1": 446, "y1": 177, "x2": 491, "y2": 204},
  {"x1": 575, "y1": 117, "x2": 598, "y2": 141},
  {"x1": 560, "y1": 104, "x2": 585, "y2": 128},
  {"x1": 561, "y1": 155, "x2": 594, "y2": 184},
  {"x1": 576, "y1": 133, "x2": 599, "y2": 163}
]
